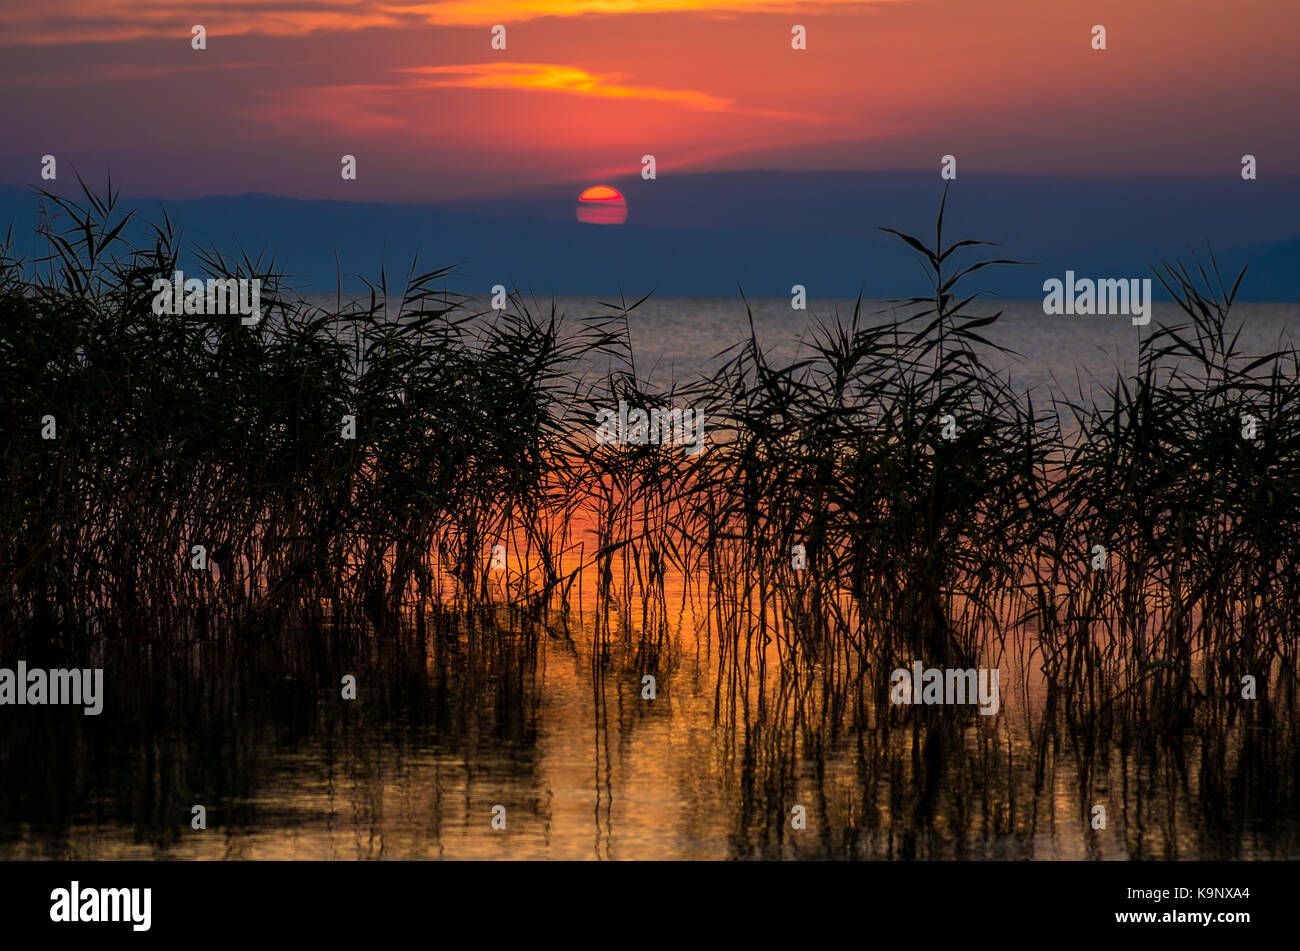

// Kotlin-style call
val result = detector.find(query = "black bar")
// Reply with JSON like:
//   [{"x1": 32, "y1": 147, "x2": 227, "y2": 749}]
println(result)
[{"x1": 0, "y1": 860, "x2": 1282, "y2": 940}]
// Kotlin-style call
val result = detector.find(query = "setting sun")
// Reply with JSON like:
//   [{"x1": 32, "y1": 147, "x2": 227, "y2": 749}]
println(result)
[{"x1": 576, "y1": 185, "x2": 628, "y2": 224}]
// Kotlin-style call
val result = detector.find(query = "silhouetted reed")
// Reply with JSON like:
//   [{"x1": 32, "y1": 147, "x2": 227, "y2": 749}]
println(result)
[{"x1": 2, "y1": 181, "x2": 1297, "y2": 729}]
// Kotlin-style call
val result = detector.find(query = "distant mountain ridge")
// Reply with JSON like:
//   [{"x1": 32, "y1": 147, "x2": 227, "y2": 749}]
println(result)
[{"x1": 1, "y1": 171, "x2": 1297, "y2": 300}]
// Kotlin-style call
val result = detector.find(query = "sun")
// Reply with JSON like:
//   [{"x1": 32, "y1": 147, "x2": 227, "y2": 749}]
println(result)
[{"x1": 576, "y1": 185, "x2": 628, "y2": 225}]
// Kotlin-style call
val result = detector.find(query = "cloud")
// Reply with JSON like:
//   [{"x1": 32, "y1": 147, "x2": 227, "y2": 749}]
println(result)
[
  {"x1": 406, "y1": 63, "x2": 733, "y2": 110},
  {"x1": 0, "y1": 0, "x2": 903, "y2": 45},
  {"x1": 387, "y1": 0, "x2": 904, "y2": 27},
  {"x1": 246, "y1": 61, "x2": 841, "y2": 135},
  {"x1": 0, "y1": 1, "x2": 403, "y2": 46},
  {"x1": 403, "y1": 63, "x2": 839, "y2": 121}
]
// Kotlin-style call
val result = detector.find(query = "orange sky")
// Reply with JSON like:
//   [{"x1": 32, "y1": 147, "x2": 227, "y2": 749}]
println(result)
[{"x1": 0, "y1": 0, "x2": 1296, "y2": 199}]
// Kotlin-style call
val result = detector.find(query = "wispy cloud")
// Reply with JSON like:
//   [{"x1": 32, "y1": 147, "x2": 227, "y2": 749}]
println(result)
[
  {"x1": 386, "y1": 0, "x2": 905, "y2": 27},
  {"x1": 0, "y1": 0, "x2": 904, "y2": 45},
  {"x1": 406, "y1": 63, "x2": 733, "y2": 111},
  {"x1": 402, "y1": 63, "x2": 836, "y2": 120},
  {"x1": 0, "y1": 1, "x2": 403, "y2": 46},
  {"x1": 248, "y1": 62, "x2": 842, "y2": 133}
]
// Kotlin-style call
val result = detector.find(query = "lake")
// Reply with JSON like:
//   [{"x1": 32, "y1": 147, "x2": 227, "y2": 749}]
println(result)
[{"x1": 2, "y1": 295, "x2": 1297, "y2": 861}]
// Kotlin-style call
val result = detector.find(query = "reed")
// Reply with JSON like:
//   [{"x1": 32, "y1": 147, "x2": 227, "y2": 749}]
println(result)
[{"x1": 2, "y1": 181, "x2": 1296, "y2": 725}]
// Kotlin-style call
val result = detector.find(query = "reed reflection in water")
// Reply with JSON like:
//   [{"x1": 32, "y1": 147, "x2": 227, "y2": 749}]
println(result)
[{"x1": 0, "y1": 608, "x2": 1294, "y2": 860}]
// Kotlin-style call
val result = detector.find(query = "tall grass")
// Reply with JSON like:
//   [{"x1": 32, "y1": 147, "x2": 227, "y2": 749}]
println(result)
[{"x1": 2, "y1": 181, "x2": 1297, "y2": 728}]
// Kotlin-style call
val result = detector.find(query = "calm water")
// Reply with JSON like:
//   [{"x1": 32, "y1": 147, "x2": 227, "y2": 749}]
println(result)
[
  {"x1": 585, "y1": 297, "x2": 1300, "y2": 406},
  {"x1": 3, "y1": 297, "x2": 1297, "y2": 860},
  {"x1": 1, "y1": 605, "x2": 1295, "y2": 860},
  {"x1": 309, "y1": 294, "x2": 1300, "y2": 397},
  {"x1": 314, "y1": 293, "x2": 1300, "y2": 414}
]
